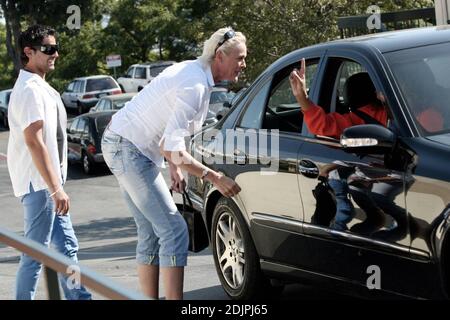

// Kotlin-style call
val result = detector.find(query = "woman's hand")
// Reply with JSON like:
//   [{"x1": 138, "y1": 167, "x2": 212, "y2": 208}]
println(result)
[{"x1": 170, "y1": 165, "x2": 186, "y2": 193}]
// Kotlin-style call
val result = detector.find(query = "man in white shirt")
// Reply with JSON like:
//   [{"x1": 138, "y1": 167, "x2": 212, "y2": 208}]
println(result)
[
  {"x1": 102, "y1": 27, "x2": 246, "y2": 299},
  {"x1": 7, "y1": 25, "x2": 91, "y2": 300}
]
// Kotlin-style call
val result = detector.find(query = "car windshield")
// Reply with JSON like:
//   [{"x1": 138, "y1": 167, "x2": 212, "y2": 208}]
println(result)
[
  {"x1": 112, "y1": 98, "x2": 132, "y2": 109},
  {"x1": 384, "y1": 42, "x2": 450, "y2": 136},
  {"x1": 86, "y1": 77, "x2": 118, "y2": 92}
]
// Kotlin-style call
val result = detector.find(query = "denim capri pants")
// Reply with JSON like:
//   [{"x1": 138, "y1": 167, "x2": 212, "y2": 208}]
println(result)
[{"x1": 101, "y1": 127, "x2": 189, "y2": 267}]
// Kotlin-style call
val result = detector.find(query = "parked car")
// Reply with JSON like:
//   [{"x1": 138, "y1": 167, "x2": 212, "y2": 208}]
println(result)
[
  {"x1": 61, "y1": 75, "x2": 122, "y2": 114},
  {"x1": 204, "y1": 87, "x2": 236, "y2": 126},
  {"x1": 89, "y1": 93, "x2": 136, "y2": 113},
  {"x1": 67, "y1": 111, "x2": 115, "y2": 174},
  {"x1": 0, "y1": 89, "x2": 12, "y2": 129},
  {"x1": 186, "y1": 27, "x2": 450, "y2": 300},
  {"x1": 117, "y1": 61, "x2": 175, "y2": 93}
]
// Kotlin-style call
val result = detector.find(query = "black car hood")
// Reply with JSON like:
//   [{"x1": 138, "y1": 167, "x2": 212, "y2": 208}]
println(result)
[{"x1": 426, "y1": 133, "x2": 450, "y2": 146}]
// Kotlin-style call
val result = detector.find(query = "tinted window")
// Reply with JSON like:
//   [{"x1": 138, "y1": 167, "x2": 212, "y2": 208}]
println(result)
[
  {"x1": 86, "y1": 78, "x2": 118, "y2": 92},
  {"x1": 150, "y1": 65, "x2": 170, "y2": 77},
  {"x1": 70, "y1": 118, "x2": 79, "y2": 133},
  {"x1": 126, "y1": 67, "x2": 134, "y2": 77},
  {"x1": 112, "y1": 98, "x2": 132, "y2": 109},
  {"x1": 135, "y1": 67, "x2": 147, "y2": 79},
  {"x1": 239, "y1": 81, "x2": 271, "y2": 129},
  {"x1": 76, "y1": 118, "x2": 87, "y2": 133},
  {"x1": 96, "y1": 115, "x2": 112, "y2": 136},
  {"x1": 385, "y1": 43, "x2": 450, "y2": 135},
  {"x1": 67, "y1": 82, "x2": 75, "y2": 92},
  {"x1": 73, "y1": 81, "x2": 83, "y2": 93}
]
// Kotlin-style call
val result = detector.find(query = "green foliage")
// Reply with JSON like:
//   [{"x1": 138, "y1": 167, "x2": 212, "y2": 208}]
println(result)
[
  {"x1": 0, "y1": 23, "x2": 14, "y2": 90},
  {"x1": 0, "y1": 0, "x2": 437, "y2": 89}
]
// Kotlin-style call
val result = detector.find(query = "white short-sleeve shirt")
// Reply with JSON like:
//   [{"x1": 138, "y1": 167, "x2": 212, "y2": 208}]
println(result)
[
  {"x1": 7, "y1": 70, "x2": 67, "y2": 197},
  {"x1": 109, "y1": 59, "x2": 215, "y2": 167}
]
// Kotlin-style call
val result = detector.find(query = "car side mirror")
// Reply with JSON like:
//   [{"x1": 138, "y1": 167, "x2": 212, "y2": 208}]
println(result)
[
  {"x1": 66, "y1": 88, "x2": 72, "y2": 93},
  {"x1": 340, "y1": 124, "x2": 395, "y2": 154},
  {"x1": 223, "y1": 101, "x2": 231, "y2": 108}
]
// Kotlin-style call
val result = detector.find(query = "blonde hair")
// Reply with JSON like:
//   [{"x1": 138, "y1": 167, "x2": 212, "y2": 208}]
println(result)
[{"x1": 199, "y1": 27, "x2": 246, "y2": 64}]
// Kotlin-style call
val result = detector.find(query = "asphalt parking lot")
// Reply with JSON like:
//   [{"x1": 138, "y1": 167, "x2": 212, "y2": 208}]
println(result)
[{"x1": 0, "y1": 125, "x2": 347, "y2": 300}]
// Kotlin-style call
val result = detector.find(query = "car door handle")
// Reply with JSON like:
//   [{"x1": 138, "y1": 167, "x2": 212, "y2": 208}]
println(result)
[
  {"x1": 234, "y1": 150, "x2": 247, "y2": 164},
  {"x1": 298, "y1": 159, "x2": 320, "y2": 178}
]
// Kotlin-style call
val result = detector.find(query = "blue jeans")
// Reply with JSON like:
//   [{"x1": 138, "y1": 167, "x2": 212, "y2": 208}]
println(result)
[
  {"x1": 16, "y1": 185, "x2": 92, "y2": 300},
  {"x1": 329, "y1": 178, "x2": 355, "y2": 231},
  {"x1": 102, "y1": 128, "x2": 188, "y2": 267}
]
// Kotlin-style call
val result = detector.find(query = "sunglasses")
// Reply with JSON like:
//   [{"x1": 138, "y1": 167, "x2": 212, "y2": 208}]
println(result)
[
  {"x1": 215, "y1": 29, "x2": 236, "y2": 52},
  {"x1": 33, "y1": 44, "x2": 59, "y2": 55}
]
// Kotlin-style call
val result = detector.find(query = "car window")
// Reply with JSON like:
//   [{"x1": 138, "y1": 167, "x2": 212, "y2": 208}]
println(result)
[
  {"x1": 239, "y1": 80, "x2": 271, "y2": 129},
  {"x1": 385, "y1": 42, "x2": 450, "y2": 135},
  {"x1": 112, "y1": 98, "x2": 131, "y2": 109},
  {"x1": 86, "y1": 77, "x2": 118, "y2": 92},
  {"x1": 150, "y1": 65, "x2": 170, "y2": 77},
  {"x1": 0, "y1": 92, "x2": 4, "y2": 105},
  {"x1": 73, "y1": 81, "x2": 82, "y2": 93},
  {"x1": 76, "y1": 118, "x2": 86, "y2": 134},
  {"x1": 5, "y1": 92, "x2": 10, "y2": 105},
  {"x1": 95, "y1": 99, "x2": 105, "y2": 111},
  {"x1": 262, "y1": 59, "x2": 319, "y2": 133},
  {"x1": 104, "y1": 100, "x2": 112, "y2": 110},
  {"x1": 126, "y1": 67, "x2": 135, "y2": 77},
  {"x1": 96, "y1": 115, "x2": 112, "y2": 136},
  {"x1": 335, "y1": 61, "x2": 366, "y2": 112},
  {"x1": 70, "y1": 118, "x2": 79, "y2": 133},
  {"x1": 135, "y1": 67, "x2": 147, "y2": 79},
  {"x1": 67, "y1": 82, "x2": 75, "y2": 92}
]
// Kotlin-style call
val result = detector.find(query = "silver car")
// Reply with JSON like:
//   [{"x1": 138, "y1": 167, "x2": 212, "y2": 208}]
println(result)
[{"x1": 61, "y1": 75, "x2": 122, "y2": 114}]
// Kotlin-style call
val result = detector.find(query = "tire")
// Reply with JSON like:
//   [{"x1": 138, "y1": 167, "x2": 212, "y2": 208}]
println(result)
[
  {"x1": 137, "y1": 86, "x2": 143, "y2": 92},
  {"x1": 82, "y1": 152, "x2": 95, "y2": 175},
  {"x1": 211, "y1": 197, "x2": 284, "y2": 299}
]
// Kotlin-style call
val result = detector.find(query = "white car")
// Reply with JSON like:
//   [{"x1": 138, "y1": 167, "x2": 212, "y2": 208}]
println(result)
[
  {"x1": 61, "y1": 75, "x2": 122, "y2": 114},
  {"x1": 117, "y1": 61, "x2": 175, "y2": 93}
]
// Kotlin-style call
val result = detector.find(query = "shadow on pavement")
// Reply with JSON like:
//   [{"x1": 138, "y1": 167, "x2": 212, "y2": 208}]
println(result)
[
  {"x1": 74, "y1": 217, "x2": 136, "y2": 242},
  {"x1": 184, "y1": 285, "x2": 229, "y2": 300},
  {"x1": 67, "y1": 163, "x2": 112, "y2": 180},
  {"x1": 78, "y1": 240, "x2": 136, "y2": 260}
]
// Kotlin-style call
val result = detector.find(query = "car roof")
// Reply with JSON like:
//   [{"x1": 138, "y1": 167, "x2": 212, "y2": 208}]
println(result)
[
  {"x1": 131, "y1": 61, "x2": 176, "y2": 67},
  {"x1": 74, "y1": 75, "x2": 115, "y2": 81},
  {"x1": 99, "y1": 93, "x2": 136, "y2": 101},
  {"x1": 328, "y1": 26, "x2": 450, "y2": 53}
]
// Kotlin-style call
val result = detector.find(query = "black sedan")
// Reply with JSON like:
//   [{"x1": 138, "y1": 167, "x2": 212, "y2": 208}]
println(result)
[
  {"x1": 67, "y1": 111, "x2": 115, "y2": 174},
  {"x1": 186, "y1": 26, "x2": 450, "y2": 299}
]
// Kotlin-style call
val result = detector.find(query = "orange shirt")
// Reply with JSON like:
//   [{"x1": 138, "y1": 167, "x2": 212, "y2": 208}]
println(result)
[
  {"x1": 416, "y1": 108, "x2": 444, "y2": 133},
  {"x1": 303, "y1": 103, "x2": 389, "y2": 139}
]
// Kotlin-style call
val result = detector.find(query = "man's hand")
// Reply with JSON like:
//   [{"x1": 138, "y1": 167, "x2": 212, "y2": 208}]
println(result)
[
  {"x1": 51, "y1": 189, "x2": 70, "y2": 215},
  {"x1": 208, "y1": 173, "x2": 241, "y2": 198},
  {"x1": 170, "y1": 165, "x2": 186, "y2": 193}
]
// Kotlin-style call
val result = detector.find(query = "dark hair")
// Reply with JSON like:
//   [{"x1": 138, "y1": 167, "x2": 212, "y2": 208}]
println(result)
[{"x1": 19, "y1": 25, "x2": 56, "y2": 65}]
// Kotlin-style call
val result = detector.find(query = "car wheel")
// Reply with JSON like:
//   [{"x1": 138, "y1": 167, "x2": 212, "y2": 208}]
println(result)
[
  {"x1": 211, "y1": 197, "x2": 283, "y2": 299},
  {"x1": 82, "y1": 152, "x2": 95, "y2": 175}
]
